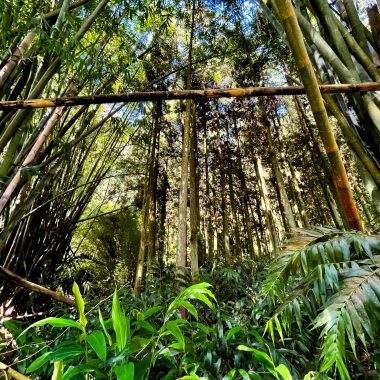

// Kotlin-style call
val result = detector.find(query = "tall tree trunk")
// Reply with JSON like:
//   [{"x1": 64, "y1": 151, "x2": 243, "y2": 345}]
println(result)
[
  {"x1": 227, "y1": 157, "x2": 242, "y2": 260},
  {"x1": 134, "y1": 106, "x2": 159, "y2": 296},
  {"x1": 147, "y1": 104, "x2": 161, "y2": 268},
  {"x1": 219, "y1": 147, "x2": 231, "y2": 267},
  {"x1": 259, "y1": 99, "x2": 296, "y2": 232},
  {"x1": 232, "y1": 118, "x2": 255, "y2": 257},
  {"x1": 176, "y1": 0, "x2": 196, "y2": 272},
  {"x1": 204, "y1": 122, "x2": 213, "y2": 262},
  {"x1": 157, "y1": 167, "x2": 168, "y2": 265},
  {"x1": 189, "y1": 103, "x2": 200, "y2": 277},
  {"x1": 254, "y1": 157, "x2": 279, "y2": 255}
]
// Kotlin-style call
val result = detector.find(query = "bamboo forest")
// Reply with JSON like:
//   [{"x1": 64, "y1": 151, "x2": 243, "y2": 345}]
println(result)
[{"x1": 2, "y1": 0, "x2": 380, "y2": 379}]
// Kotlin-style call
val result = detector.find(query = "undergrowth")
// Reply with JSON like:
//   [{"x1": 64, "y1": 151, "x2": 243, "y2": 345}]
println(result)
[{"x1": 1, "y1": 231, "x2": 380, "y2": 379}]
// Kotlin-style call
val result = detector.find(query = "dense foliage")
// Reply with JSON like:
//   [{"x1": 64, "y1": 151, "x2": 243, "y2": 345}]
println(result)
[{"x1": 2, "y1": 231, "x2": 380, "y2": 379}]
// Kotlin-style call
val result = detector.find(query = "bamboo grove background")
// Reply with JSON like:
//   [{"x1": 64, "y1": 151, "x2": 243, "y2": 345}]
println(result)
[{"x1": 0, "y1": 0, "x2": 379, "y2": 312}]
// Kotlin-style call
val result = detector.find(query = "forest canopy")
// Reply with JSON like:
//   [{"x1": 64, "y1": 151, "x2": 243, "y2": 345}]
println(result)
[{"x1": 1, "y1": 0, "x2": 380, "y2": 379}]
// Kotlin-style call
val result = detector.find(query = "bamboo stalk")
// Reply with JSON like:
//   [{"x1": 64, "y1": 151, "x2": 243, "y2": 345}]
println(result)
[
  {"x1": 0, "y1": 107, "x2": 64, "y2": 213},
  {"x1": 0, "y1": 32, "x2": 36, "y2": 90},
  {"x1": 0, "y1": 82, "x2": 379, "y2": 109},
  {"x1": 273, "y1": 0, "x2": 364, "y2": 231}
]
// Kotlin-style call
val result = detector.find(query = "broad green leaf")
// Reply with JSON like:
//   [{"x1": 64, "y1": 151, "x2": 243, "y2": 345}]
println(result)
[
  {"x1": 52, "y1": 360, "x2": 64, "y2": 380},
  {"x1": 20, "y1": 317, "x2": 84, "y2": 339},
  {"x1": 142, "y1": 306, "x2": 162, "y2": 320},
  {"x1": 238, "y1": 369, "x2": 251, "y2": 380},
  {"x1": 115, "y1": 362, "x2": 134, "y2": 380},
  {"x1": 86, "y1": 330, "x2": 107, "y2": 362},
  {"x1": 264, "y1": 319, "x2": 274, "y2": 343},
  {"x1": 48, "y1": 345, "x2": 84, "y2": 362},
  {"x1": 98, "y1": 309, "x2": 112, "y2": 345},
  {"x1": 237, "y1": 345, "x2": 255, "y2": 352},
  {"x1": 274, "y1": 316, "x2": 284, "y2": 343},
  {"x1": 112, "y1": 288, "x2": 129, "y2": 352},
  {"x1": 222, "y1": 369, "x2": 236, "y2": 380},
  {"x1": 275, "y1": 364, "x2": 292, "y2": 380},
  {"x1": 165, "y1": 320, "x2": 185, "y2": 351},
  {"x1": 26, "y1": 352, "x2": 51, "y2": 373},
  {"x1": 189, "y1": 292, "x2": 213, "y2": 308},
  {"x1": 177, "y1": 300, "x2": 198, "y2": 319},
  {"x1": 341, "y1": 308, "x2": 356, "y2": 358},
  {"x1": 72, "y1": 282, "x2": 87, "y2": 329},
  {"x1": 137, "y1": 320, "x2": 157, "y2": 333},
  {"x1": 62, "y1": 361, "x2": 106, "y2": 380},
  {"x1": 195, "y1": 322, "x2": 214, "y2": 335},
  {"x1": 346, "y1": 299, "x2": 367, "y2": 347},
  {"x1": 226, "y1": 326, "x2": 243, "y2": 341},
  {"x1": 238, "y1": 346, "x2": 276, "y2": 376},
  {"x1": 177, "y1": 373, "x2": 200, "y2": 380},
  {"x1": 127, "y1": 336, "x2": 152, "y2": 355}
]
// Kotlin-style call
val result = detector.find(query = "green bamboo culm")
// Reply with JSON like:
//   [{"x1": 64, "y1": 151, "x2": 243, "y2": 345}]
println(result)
[{"x1": 272, "y1": 0, "x2": 364, "y2": 232}]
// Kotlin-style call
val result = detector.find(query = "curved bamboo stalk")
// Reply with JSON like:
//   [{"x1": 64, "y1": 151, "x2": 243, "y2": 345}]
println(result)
[
  {"x1": 0, "y1": 82, "x2": 379, "y2": 110},
  {"x1": 0, "y1": 107, "x2": 64, "y2": 213},
  {"x1": 0, "y1": 32, "x2": 36, "y2": 90}
]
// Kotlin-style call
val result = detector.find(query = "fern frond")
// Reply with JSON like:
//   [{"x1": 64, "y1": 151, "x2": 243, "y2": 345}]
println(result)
[
  {"x1": 313, "y1": 268, "x2": 380, "y2": 376},
  {"x1": 263, "y1": 230, "x2": 380, "y2": 378}
]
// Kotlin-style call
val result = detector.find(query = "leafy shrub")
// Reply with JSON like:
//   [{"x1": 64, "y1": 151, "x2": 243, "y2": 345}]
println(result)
[{"x1": 10, "y1": 281, "x2": 293, "y2": 380}]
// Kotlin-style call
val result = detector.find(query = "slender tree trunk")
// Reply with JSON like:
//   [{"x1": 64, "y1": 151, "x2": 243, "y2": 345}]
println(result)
[
  {"x1": 254, "y1": 157, "x2": 279, "y2": 255},
  {"x1": 0, "y1": 106, "x2": 64, "y2": 213},
  {"x1": 157, "y1": 168, "x2": 168, "y2": 265},
  {"x1": 134, "y1": 106, "x2": 159, "y2": 296},
  {"x1": 204, "y1": 123, "x2": 213, "y2": 262},
  {"x1": 259, "y1": 99, "x2": 296, "y2": 232},
  {"x1": 177, "y1": 0, "x2": 196, "y2": 272},
  {"x1": 227, "y1": 158, "x2": 242, "y2": 260},
  {"x1": 0, "y1": 32, "x2": 36, "y2": 91},
  {"x1": 147, "y1": 105, "x2": 161, "y2": 268},
  {"x1": 232, "y1": 119, "x2": 255, "y2": 257},
  {"x1": 219, "y1": 148, "x2": 231, "y2": 267},
  {"x1": 189, "y1": 103, "x2": 200, "y2": 277}
]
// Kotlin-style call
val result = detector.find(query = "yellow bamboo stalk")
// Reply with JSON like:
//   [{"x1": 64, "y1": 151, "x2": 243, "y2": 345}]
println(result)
[{"x1": 273, "y1": 0, "x2": 364, "y2": 231}]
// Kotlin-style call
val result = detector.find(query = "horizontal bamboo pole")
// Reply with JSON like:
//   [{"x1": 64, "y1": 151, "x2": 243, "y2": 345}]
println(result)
[{"x1": 0, "y1": 82, "x2": 379, "y2": 109}]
